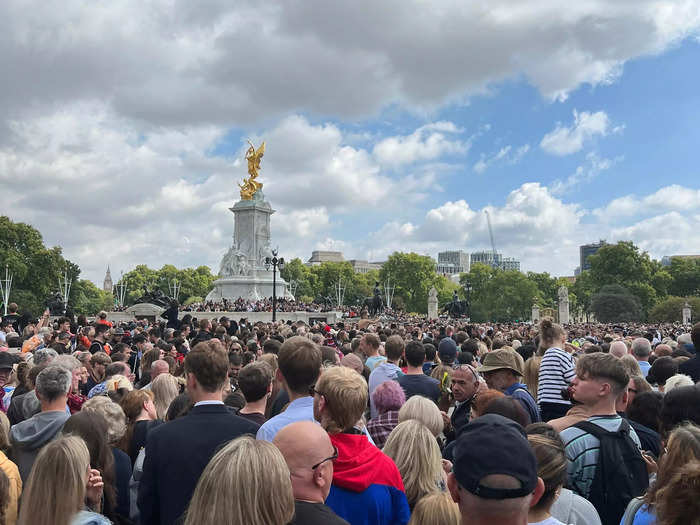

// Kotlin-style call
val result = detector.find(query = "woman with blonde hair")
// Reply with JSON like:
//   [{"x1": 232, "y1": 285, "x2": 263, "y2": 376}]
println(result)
[
  {"x1": 151, "y1": 374, "x2": 179, "y2": 420},
  {"x1": 184, "y1": 435, "x2": 294, "y2": 525},
  {"x1": 384, "y1": 420, "x2": 446, "y2": 510},
  {"x1": 408, "y1": 492, "x2": 460, "y2": 525},
  {"x1": 18, "y1": 435, "x2": 109, "y2": 525},
  {"x1": 430, "y1": 365, "x2": 453, "y2": 412},
  {"x1": 622, "y1": 422, "x2": 700, "y2": 524},
  {"x1": 0, "y1": 412, "x2": 21, "y2": 525},
  {"x1": 398, "y1": 395, "x2": 443, "y2": 437},
  {"x1": 82, "y1": 396, "x2": 127, "y2": 446},
  {"x1": 523, "y1": 355, "x2": 542, "y2": 401}
]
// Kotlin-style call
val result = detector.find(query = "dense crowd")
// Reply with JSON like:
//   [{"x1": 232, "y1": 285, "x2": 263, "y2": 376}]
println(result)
[
  {"x1": 180, "y1": 297, "x2": 355, "y2": 314},
  {"x1": 0, "y1": 298, "x2": 699, "y2": 525}
]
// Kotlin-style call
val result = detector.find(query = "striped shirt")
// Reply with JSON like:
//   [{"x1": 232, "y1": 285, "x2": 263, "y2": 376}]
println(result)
[
  {"x1": 560, "y1": 415, "x2": 641, "y2": 499},
  {"x1": 537, "y1": 347, "x2": 576, "y2": 406}
]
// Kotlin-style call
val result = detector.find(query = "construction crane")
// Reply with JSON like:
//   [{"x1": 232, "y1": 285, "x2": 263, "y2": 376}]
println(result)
[{"x1": 484, "y1": 210, "x2": 499, "y2": 270}]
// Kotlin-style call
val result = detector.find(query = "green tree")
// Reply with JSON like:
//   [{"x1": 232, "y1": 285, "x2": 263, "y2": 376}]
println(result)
[
  {"x1": 588, "y1": 241, "x2": 669, "y2": 317},
  {"x1": 379, "y1": 252, "x2": 439, "y2": 313},
  {"x1": 570, "y1": 270, "x2": 595, "y2": 321},
  {"x1": 121, "y1": 265, "x2": 159, "y2": 304},
  {"x1": 649, "y1": 296, "x2": 700, "y2": 323},
  {"x1": 590, "y1": 284, "x2": 642, "y2": 322},
  {"x1": 71, "y1": 280, "x2": 114, "y2": 315},
  {"x1": 460, "y1": 264, "x2": 537, "y2": 321},
  {"x1": 667, "y1": 258, "x2": 700, "y2": 297},
  {"x1": 280, "y1": 258, "x2": 315, "y2": 299},
  {"x1": 119, "y1": 264, "x2": 216, "y2": 305},
  {"x1": 0, "y1": 216, "x2": 81, "y2": 315}
]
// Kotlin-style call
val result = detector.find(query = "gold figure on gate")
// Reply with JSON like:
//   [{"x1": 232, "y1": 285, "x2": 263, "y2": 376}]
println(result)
[{"x1": 239, "y1": 140, "x2": 265, "y2": 200}]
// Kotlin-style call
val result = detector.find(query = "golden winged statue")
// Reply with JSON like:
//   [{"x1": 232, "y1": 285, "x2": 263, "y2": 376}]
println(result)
[{"x1": 239, "y1": 140, "x2": 265, "y2": 200}]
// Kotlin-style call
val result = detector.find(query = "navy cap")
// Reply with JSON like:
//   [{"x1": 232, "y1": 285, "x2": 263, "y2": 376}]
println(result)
[
  {"x1": 438, "y1": 337, "x2": 457, "y2": 359},
  {"x1": 453, "y1": 414, "x2": 537, "y2": 499}
]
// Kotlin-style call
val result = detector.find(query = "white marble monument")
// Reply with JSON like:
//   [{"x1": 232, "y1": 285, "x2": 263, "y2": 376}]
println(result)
[
  {"x1": 558, "y1": 285, "x2": 570, "y2": 324},
  {"x1": 428, "y1": 287, "x2": 438, "y2": 320},
  {"x1": 207, "y1": 190, "x2": 291, "y2": 301},
  {"x1": 682, "y1": 302, "x2": 692, "y2": 324},
  {"x1": 206, "y1": 142, "x2": 291, "y2": 302},
  {"x1": 531, "y1": 305, "x2": 540, "y2": 323}
]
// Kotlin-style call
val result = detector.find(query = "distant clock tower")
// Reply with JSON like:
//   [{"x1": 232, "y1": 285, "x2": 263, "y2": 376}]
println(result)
[{"x1": 103, "y1": 266, "x2": 113, "y2": 293}]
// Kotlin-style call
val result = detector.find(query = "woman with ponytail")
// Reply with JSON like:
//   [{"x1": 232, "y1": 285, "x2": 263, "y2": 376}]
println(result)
[{"x1": 536, "y1": 319, "x2": 575, "y2": 422}]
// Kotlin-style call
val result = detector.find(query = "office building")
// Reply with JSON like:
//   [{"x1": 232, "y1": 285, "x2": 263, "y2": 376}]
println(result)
[
  {"x1": 579, "y1": 240, "x2": 606, "y2": 272},
  {"x1": 436, "y1": 250, "x2": 470, "y2": 276},
  {"x1": 306, "y1": 251, "x2": 344, "y2": 266}
]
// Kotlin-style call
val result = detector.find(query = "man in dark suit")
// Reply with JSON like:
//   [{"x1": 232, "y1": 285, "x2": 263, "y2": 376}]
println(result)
[{"x1": 138, "y1": 339, "x2": 259, "y2": 525}]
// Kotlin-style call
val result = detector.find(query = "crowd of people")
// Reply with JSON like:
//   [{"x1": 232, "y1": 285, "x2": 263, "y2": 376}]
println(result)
[
  {"x1": 0, "y1": 299, "x2": 699, "y2": 525},
  {"x1": 180, "y1": 297, "x2": 354, "y2": 314}
]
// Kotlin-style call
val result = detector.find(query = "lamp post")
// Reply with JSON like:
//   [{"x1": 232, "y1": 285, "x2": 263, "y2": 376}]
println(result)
[
  {"x1": 0, "y1": 265, "x2": 12, "y2": 316},
  {"x1": 265, "y1": 249, "x2": 284, "y2": 322},
  {"x1": 464, "y1": 280, "x2": 472, "y2": 320}
]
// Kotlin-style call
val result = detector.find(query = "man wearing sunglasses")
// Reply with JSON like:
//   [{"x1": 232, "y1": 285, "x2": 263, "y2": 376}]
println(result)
[{"x1": 274, "y1": 421, "x2": 349, "y2": 525}]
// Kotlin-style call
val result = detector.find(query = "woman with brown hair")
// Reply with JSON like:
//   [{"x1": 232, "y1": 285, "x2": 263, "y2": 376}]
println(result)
[
  {"x1": 119, "y1": 389, "x2": 160, "y2": 465},
  {"x1": 622, "y1": 422, "x2": 700, "y2": 525},
  {"x1": 17, "y1": 435, "x2": 109, "y2": 525},
  {"x1": 536, "y1": 319, "x2": 574, "y2": 422},
  {"x1": 63, "y1": 411, "x2": 124, "y2": 522},
  {"x1": 526, "y1": 433, "x2": 568, "y2": 524}
]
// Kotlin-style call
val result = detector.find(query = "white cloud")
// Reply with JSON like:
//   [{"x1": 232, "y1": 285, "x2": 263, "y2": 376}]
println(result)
[
  {"x1": 550, "y1": 152, "x2": 622, "y2": 195},
  {"x1": 0, "y1": 1, "x2": 699, "y2": 127},
  {"x1": 0, "y1": 106, "x2": 444, "y2": 284},
  {"x1": 473, "y1": 143, "x2": 530, "y2": 173},
  {"x1": 540, "y1": 110, "x2": 620, "y2": 155},
  {"x1": 594, "y1": 184, "x2": 700, "y2": 220},
  {"x1": 373, "y1": 121, "x2": 466, "y2": 166},
  {"x1": 353, "y1": 183, "x2": 700, "y2": 276}
]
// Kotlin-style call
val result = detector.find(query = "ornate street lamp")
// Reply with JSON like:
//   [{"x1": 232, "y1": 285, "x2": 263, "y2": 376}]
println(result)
[{"x1": 265, "y1": 249, "x2": 285, "y2": 322}]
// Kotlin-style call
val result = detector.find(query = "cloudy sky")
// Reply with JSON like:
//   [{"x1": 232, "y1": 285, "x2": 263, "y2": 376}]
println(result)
[{"x1": 2, "y1": 1, "x2": 700, "y2": 286}]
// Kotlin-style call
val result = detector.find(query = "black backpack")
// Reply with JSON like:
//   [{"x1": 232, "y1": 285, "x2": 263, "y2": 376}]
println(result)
[{"x1": 573, "y1": 419, "x2": 649, "y2": 525}]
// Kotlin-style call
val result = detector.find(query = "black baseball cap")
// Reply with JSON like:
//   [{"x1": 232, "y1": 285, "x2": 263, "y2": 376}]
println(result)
[{"x1": 453, "y1": 414, "x2": 537, "y2": 499}]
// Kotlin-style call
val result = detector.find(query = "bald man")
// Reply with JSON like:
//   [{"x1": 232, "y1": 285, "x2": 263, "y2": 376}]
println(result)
[
  {"x1": 274, "y1": 421, "x2": 349, "y2": 525},
  {"x1": 609, "y1": 340, "x2": 628, "y2": 359}
]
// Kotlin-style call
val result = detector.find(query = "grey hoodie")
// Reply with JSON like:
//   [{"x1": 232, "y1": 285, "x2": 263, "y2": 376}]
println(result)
[
  {"x1": 550, "y1": 487, "x2": 602, "y2": 525},
  {"x1": 10, "y1": 410, "x2": 70, "y2": 481}
]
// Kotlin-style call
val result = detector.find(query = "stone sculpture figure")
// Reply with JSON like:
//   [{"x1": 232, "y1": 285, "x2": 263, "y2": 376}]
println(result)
[
  {"x1": 558, "y1": 285, "x2": 569, "y2": 302},
  {"x1": 220, "y1": 246, "x2": 251, "y2": 277},
  {"x1": 239, "y1": 140, "x2": 265, "y2": 200}
]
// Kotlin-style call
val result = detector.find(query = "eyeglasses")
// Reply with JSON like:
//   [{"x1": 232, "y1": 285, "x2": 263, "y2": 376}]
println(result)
[
  {"x1": 311, "y1": 445, "x2": 338, "y2": 470},
  {"x1": 452, "y1": 363, "x2": 479, "y2": 379}
]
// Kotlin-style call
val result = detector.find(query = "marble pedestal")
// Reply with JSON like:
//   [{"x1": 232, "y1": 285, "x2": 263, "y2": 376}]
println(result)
[
  {"x1": 206, "y1": 190, "x2": 291, "y2": 302},
  {"x1": 207, "y1": 272, "x2": 289, "y2": 302}
]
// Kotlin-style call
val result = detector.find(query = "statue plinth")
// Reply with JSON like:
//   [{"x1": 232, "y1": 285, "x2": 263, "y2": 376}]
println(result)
[{"x1": 206, "y1": 189, "x2": 291, "y2": 302}]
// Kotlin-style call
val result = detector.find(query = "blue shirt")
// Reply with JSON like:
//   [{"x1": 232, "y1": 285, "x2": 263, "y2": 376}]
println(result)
[
  {"x1": 505, "y1": 382, "x2": 541, "y2": 423},
  {"x1": 637, "y1": 360, "x2": 651, "y2": 377},
  {"x1": 256, "y1": 396, "x2": 315, "y2": 442},
  {"x1": 368, "y1": 362, "x2": 403, "y2": 419}
]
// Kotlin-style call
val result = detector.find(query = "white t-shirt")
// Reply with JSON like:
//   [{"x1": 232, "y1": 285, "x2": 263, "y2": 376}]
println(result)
[{"x1": 529, "y1": 517, "x2": 567, "y2": 525}]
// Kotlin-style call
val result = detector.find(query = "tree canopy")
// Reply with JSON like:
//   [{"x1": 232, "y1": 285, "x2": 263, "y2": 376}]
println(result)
[
  {"x1": 0, "y1": 216, "x2": 113, "y2": 316},
  {"x1": 119, "y1": 264, "x2": 217, "y2": 305}
]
